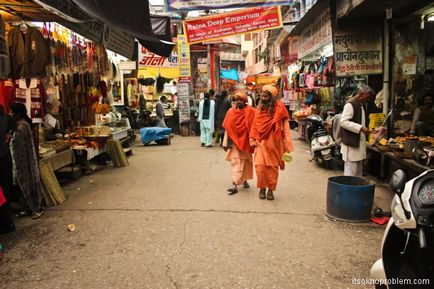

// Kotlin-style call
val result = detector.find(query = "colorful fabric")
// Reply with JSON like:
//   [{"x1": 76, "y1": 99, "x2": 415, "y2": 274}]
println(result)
[
  {"x1": 262, "y1": 84, "x2": 279, "y2": 97},
  {"x1": 234, "y1": 92, "x2": 248, "y2": 103},
  {"x1": 222, "y1": 105, "x2": 255, "y2": 153},
  {"x1": 226, "y1": 146, "x2": 253, "y2": 185},
  {"x1": 255, "y1": 165, "x2": 278, "y2": 191},
  {"x1": 14, "y1": 78, "x2": 47, "y2": 123},
  {"x1": 250, "y1": 100, "x2": 289, "y2": 142}
]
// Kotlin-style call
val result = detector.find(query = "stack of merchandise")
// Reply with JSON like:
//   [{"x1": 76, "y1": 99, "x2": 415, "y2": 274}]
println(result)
[{"x1": 369, "y1": 113, "x2": 385, "y2": 144}]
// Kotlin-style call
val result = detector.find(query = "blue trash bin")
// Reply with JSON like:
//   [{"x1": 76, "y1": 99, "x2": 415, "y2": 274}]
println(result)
[{"x1": 326, "y1": 176, "x2": 375, "y2": 222}]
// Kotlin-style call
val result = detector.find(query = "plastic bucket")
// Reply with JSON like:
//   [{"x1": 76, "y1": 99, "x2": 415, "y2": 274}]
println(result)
[{"x1": 326, "y1": 176, "x2": 375, "y2": 222}]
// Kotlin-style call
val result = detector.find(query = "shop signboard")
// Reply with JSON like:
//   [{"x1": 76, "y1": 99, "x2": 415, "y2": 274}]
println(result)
[
  {"x1": 102, "y1": 25, "x2": 135, "y2": 60},
  {"x1": 166, "y1": 0, "x2": 291, "y2": 11},
  {"x1": 298, "y1": 10, "x2": 332, "y2": 59},
  {"x1": 61, "y1": 21, "x2": 104, "y2": 43},
  {"x1": 138, "y1": 44, "x2": 179, "y2": 68},
  {"x1": 177, "y1": 83, "x2": 190, "y2": 125},
  {"x1": 183, "y1": 6, "x2": 282, "y2": 44},
  {"x1": 334, "y1": 26, "x2": 382, "y2": 76},
  {"x1": 177, "y1": 34, "x2": 191, "y2": 77}
]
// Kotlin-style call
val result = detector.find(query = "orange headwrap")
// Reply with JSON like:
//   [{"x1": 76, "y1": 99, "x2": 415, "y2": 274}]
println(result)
[
  {"x1": 234, "y1": 92, "x2": 248, "y2": 103},
  {"x1": 262, "y1": 85, "x2": 279, "y2": 97}
]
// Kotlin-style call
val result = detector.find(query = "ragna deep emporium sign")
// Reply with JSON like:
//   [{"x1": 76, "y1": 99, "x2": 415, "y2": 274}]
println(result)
[
  {"x1": 183, "y1": 6, "x2": 282, "y2": 44},
  {"x1": 166, "y1": 0, "x2": 291, "y2": 11}
]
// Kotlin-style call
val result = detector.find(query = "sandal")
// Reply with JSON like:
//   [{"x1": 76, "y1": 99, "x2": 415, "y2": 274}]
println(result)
[
  {"x1": 267, "y1": 190, "x2": 274, "y2": 201},
  {"x1": 259, "y1": 188, "x2": 266, "y2": 199},
  {"x1": 227, "y1": 186, "x2": 238, "y2": 195},
  {"x1": 243, "y1": 181, "x2": 250, "y2": 189}
]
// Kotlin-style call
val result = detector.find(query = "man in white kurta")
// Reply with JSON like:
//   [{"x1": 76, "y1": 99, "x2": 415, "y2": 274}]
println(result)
[{"x1": 340, "y1": 86, "x2": 374, "y2": 177}]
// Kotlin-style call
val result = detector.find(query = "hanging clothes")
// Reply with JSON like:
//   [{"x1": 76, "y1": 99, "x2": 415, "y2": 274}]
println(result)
[
  {"x1": 8, "y1": 26, "x2": 50, "y2": 79},
  {"x1": 0, "y1": 80, "x2": 14, "y2": 114},
  {"x1": 0, "y1": 15, "x2": 10, "y2": 78},
  {"x1": 14, "y1": 78, "x2": 47, "y2": 124}
]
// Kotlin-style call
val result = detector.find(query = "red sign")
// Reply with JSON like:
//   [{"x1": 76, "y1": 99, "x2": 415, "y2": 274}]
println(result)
[
  {"x1": 183, "y1": 6, "x2": 282, "y2": 44},
  {"x1": 178, "y1": 77, "x2": 191, "y2": 83}
]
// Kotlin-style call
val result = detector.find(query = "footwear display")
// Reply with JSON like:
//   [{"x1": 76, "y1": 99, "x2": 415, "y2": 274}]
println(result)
[
  {"x1": 227, "y1": 186, "x2": 238, "y2": 195},
  {"x1": 243, "y1": 181, "x2": 250, "y2": 189},
  {"x1": 267, "y1": 190, "x2": 274, "y2": 200},
  {"x1": 259, "y1": 188, "x2": 266, "y2": 199}
]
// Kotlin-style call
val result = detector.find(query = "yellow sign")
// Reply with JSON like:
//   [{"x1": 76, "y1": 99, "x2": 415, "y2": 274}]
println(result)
[{"x1": 177, "y1": 34, "x2": 191, "y2": 78}]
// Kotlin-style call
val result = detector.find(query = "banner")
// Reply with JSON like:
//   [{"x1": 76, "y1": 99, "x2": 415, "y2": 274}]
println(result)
[
  {"x1": 183, "y1": 6, "x2": 282, "y2": 44},
  {"x1": 334, "y1": 26, "x2": 383, "y2": 76},
  {"x1": 138, "y1": 44, "x2": 178, "y2": 68},
  {"x1": 166, "y1": 0, "x2": 291, "y2": 11},
  {"x1": 177, "y1": 35, "x2": 191, "y2": 78}
]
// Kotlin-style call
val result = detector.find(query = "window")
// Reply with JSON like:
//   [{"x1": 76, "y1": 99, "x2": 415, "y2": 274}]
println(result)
[{"x1": 244, "y1": 33, "x2": 251, "y2": 41}]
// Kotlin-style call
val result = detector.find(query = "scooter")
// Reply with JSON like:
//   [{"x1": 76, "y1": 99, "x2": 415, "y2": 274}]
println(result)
[
  {"x1": 370, "y1": 169, "x2": 434, "y2": 289},
  {"x1": 306, "y1": 114, "x2": 339, "y2": 169}
]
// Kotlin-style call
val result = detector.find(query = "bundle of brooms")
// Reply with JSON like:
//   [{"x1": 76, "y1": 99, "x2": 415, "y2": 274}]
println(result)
[
  {"x1": 39, "y1": 161, "x2": 66, "y2": 206},
  {"x1": 107, "y1": 140, "x2": 129, "y2": 167}
]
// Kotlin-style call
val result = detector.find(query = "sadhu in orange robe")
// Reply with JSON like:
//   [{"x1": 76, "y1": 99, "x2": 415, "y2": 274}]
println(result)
[
  {"x1": 222, "y1": 104, "x2": 255, "y2": 185},
  {"x1": 250, "y1": 100, "x2": 294, "y2": 191}
]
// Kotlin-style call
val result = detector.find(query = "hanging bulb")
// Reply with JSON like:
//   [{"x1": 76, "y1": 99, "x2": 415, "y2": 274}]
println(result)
[{"x1": 420, "y1": 15, "x2": 425, "y2": 30}]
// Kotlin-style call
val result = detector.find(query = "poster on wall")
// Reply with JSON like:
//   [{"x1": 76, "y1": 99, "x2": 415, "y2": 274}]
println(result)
[
  {"x1": 166, "y1": 0, "x2": 291, "y2": 11},
  {"x1": 183, "y1": 6, "x2": 282, "y2": 44},
  {"x1": 334, "y1": 26, "x2": 383, "y2": 76}
]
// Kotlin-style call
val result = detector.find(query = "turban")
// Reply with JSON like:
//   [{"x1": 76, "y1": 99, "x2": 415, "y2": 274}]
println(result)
[
  {"x1": 262, "y1": 85, "x2": 279, "y2": 97},
  {"x1": 234, "y1": 92, "x2": 248, "y2": 103}
]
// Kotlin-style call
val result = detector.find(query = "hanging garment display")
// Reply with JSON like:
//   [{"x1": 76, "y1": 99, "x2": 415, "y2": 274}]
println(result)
[
  {"x1": 0, "y1": 80, "x2": 13, "y2": 113},
  {"x1": 14, "y1": 78, "x2": 47, "y2": 123},
  {"x1": 8, "y1": 26, "x2": 50, "y2": 79},
  {"x1": 0, "y1": 15, "x2": 10, "y2": 78}
]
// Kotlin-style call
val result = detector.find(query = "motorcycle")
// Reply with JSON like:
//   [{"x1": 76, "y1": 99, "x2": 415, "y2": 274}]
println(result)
[
  {"x1": 305, "y1": 114, "x2": 339, "y2": 169},
  {"x1": 370, "y1": 169, "x2": 434, "y2": 289}
]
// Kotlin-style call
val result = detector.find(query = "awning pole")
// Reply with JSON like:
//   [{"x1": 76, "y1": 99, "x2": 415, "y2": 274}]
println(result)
[{"x1": 383, "y1": 17, "x2": 390, "y2": 116}]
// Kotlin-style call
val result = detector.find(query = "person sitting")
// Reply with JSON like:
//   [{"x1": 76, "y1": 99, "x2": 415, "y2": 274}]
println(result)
[{"x1": 410, "y1": 93, "x2": 434, "y2": 136}]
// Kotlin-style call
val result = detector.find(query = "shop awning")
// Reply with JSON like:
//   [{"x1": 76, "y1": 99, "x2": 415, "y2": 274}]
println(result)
[
  {"x1": 71, "y1": 0, "x2": 175, "y2": 57},
  {"x1": 220, "y1": 69, "x2": 239, "y2": 81}
]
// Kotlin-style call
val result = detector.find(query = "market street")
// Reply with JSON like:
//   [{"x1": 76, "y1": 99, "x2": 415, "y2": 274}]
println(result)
[{"x1": 0, "y1": 135, "x2": 392, "y2": 289}]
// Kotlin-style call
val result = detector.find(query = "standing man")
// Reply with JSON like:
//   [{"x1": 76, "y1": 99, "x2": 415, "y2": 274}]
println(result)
[
  {"x1": 215, "y1": 90, "x2": 232, "y2": 145},
  {"x1": 222, "y1": 92, "x2": 255, "y2": 195},
  {"x1": 339, "y1": 85, "x2": 375, "y2": 177},
  {"x1": 156, "y1": 95, "x2": 167, "y2": 127},
  {"x1": 198, "y1": 92, "x2": 215, "y2": 147},
  {"x1": 250, "y1": 85, "x2": 294, "y2": 200}
]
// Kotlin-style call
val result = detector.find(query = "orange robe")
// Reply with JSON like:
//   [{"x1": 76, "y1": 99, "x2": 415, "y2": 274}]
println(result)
[
  {"x1": 222, "y1": 105, "x2": 255, "y2": 185},
  {"x1": 250, "y1": 101, "x2": 294, "y2": 190}
]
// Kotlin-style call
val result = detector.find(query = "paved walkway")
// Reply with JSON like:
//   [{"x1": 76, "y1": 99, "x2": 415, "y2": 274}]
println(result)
[{"x1": 0, "y1": 135, "x2": 392, "y2": 289}]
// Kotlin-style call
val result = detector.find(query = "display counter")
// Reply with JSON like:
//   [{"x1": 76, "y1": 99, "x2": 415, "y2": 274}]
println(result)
[{"x1": 366, "y1": 144, "x2": 429, "y2": 180}]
